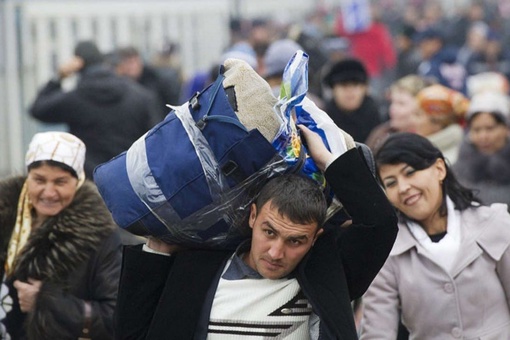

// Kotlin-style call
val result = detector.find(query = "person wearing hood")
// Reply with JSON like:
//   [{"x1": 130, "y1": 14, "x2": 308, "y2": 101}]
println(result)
[{"x1": 29, "y1": 40, "x2": 160, "y2": 179}]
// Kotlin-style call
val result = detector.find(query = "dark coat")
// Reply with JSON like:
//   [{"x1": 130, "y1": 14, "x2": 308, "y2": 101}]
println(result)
[
  {"x1": 452, "y1": 137, "x2": 510, "y2": 207},
  {"x1": 29, "y1": 65, "x2": 161, "y2": 178},
  {"x1": 325, "y1": 96, "x2": 381, "y2": 143},
  {"x1": 0, "y1": 177, "x2": 122, "y2": 339},
  {"x1": 114, "y1": 148, "x2": 398, "y2": 340}
]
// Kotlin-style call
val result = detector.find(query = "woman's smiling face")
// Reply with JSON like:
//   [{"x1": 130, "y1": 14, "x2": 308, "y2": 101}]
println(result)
[
  {"x1": 378, "y1": 159, "x2": 446, "y2": 223},
  {"x1": 27, "y1": 163, "x2": 78, "y2": 222}
]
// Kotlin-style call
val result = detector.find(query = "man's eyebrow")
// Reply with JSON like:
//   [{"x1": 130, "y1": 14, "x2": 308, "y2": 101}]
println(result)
[{"x1": 287, "y1": 235, "x2": 309, "y2": 242}]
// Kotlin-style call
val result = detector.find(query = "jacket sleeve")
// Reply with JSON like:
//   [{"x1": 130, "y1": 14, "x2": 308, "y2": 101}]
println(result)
[
  {"x1": 29, "y1": 79, "x2": 77, "y2": 123},
  {"x1": 359, "y1": 258, "x2": 400, "y2": 339},
  {"x1": 114, "y1": 244, "x2": 174, "y2": 340},
  {"x1": 27, "y1": 230, "x2": 122, "y2": 339},
  {"x1": 324, "y1": 147, "x2": 398, "y2": 299}
]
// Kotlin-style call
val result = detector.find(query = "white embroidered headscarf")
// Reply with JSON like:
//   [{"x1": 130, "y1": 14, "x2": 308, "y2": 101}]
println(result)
[{"x1": 5, "y1": 132, "x2": 86, "y2": 276}]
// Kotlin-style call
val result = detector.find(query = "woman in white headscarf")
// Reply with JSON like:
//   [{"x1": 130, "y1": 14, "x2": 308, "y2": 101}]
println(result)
[{"x1": 0, "y1": 131, "x2": 121, "y2": 339}]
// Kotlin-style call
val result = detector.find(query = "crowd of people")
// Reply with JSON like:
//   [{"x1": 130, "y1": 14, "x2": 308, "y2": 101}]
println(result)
[{"x1": 1, "y1": 1, "x2": 509, "y2": 339}]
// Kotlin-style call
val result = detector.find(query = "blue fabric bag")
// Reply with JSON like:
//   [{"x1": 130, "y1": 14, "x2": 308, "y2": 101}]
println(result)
[{"x1": 94, "y1": 67, "x2": 292, "y2": 249}]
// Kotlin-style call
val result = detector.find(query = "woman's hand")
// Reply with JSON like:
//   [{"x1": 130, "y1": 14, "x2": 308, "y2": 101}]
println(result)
[{"x1": 13, "y1": 279, "x2": 42, "y2": 313}]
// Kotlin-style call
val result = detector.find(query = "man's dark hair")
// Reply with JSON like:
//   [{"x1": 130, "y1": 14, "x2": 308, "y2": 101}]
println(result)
[
  {"x1": 254, "y1": 174, "x2": 327, "y2": 229},
  {"x1": 28, "y1": 160, "x2": 78, "y2": 179},
  {"x1": 375, "y1": 132, "x2": 480, "y2": 219}
]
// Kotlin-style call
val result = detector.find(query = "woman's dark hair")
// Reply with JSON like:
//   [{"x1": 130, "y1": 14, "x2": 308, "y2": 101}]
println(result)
[
  {"x1": 375, "y1": 132, "x2": 480, "y2": 219},
  {"x1": 27, "y1": 160, "x2": 79, "y2": 179}
]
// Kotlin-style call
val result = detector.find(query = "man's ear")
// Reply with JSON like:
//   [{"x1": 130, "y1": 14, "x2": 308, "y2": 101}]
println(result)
[
  {"x1": 248, "y1": 203, "x2": 257, "y2": 230},
  {"x1": 312, "y1": 228, "x2": 324, "y2": 246}
]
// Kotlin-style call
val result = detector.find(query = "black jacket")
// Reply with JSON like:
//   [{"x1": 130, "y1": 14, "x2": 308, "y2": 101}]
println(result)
[
  {"x1": 0, "y1": 177, "x2": 122, "y2": 339},
  {"x1": 29, "y1": 65, "x2": 161, "y2": 178},
  {"x1": 114, "y1": 148, "x2": 398, "y2": 339},
  {"x1": 325, "y1": 96, "x2": 381, "y2": 144}
]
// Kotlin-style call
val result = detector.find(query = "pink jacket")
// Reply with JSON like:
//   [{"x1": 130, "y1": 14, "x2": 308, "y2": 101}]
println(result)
[{"x1": 360, "y1": 203, "x2": 510, "y2": 340}]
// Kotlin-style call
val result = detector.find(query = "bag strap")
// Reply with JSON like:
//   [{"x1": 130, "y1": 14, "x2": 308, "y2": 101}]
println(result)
[{"x1": 192, "y1": 66, "x2": 247, "y2": 132}]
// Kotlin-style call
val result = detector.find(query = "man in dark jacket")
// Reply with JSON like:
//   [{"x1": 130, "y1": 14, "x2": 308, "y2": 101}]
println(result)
[
  {"x1": 113, "y1": 46, "x2": 182, "y2": 120},
  {"x1": 114, "y1": 124, "x2": 398, "y2": 339},
  {"x1": 29, "y1": 41, "x2": 160, "y2": 179}
]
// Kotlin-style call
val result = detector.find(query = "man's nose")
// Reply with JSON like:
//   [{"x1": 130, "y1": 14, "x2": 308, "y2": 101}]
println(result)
[{"x1": 268, "y1": 240, "x2": 284, "y2": 260}]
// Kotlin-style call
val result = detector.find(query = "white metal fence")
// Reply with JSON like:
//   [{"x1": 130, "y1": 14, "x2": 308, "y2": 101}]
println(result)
[{"x1": 0, "y1": 0, "x2": 317, "y2": 177}]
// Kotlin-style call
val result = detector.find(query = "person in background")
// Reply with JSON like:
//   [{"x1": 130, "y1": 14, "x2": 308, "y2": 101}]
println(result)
[
  {"x1": 365, "y1": 74, "x2": 430, "y2": 151},
  {"x1": 452, "y1": 91, "x2": 510, "y2": 208},
  {"x1": 0, "y1": 131, "x2": 121, "y2": 339},
  {"x1": 415, "y1": 28, "x2": 467, "y2": 94},
  {"x1": 361, "y1": 132, "x2": 510, "y2": 340},
  {"x1": 394, "y1": 24, "x2": 421, "y2": 79},
  {"x1": 261, "y1": 38, "x2": 324, "y2": 109},
  {"x1": 414, "y1": 84, "x2": 469, "y2": 163},
  {"x1": 29, "y1": 40, "x2": 160, "y2": 179},
  {"x1": 113, "y1": 46, "x2": 182, "y2": 119},
  {"x1": 262, "y1": 38, "x2": 304, "y2": 97},
  {"x1": 322, "y1": 58, "x2": 381, "y2": 143}
]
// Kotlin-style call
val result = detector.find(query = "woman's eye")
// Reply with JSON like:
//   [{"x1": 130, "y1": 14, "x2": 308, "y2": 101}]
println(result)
[{"x1": 384, "y1": 181, "x2": 396, "y2": 188}]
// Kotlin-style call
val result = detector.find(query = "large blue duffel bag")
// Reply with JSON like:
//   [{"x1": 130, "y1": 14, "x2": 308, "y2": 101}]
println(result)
[{"x1": 93, "y1": 62, "x2": 299, "y2": 249}]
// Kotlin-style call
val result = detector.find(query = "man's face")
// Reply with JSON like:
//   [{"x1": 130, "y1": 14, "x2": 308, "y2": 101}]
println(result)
[
  {"x1": 332, "y1": 82, "x2": 367, "y2": 111},
  {"x1": 245, "y1": 201, "x2": 323, "y2": 280},
  {"x1": 116, "y1": 56, "x2": 143, "y2": 80}
]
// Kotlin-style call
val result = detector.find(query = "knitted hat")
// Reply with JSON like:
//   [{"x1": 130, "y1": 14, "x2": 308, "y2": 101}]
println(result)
[
  {"x1": 467, "y1": 91, "x2": 510, "y2": 125},
  {"x1": 323, "y1": 58, "x2": 368, "y2": 87},
  {"x1": 416, "y1": 84, "x2": 469, "y2": 125},
  {"x1": 466, "y1": 72, "x2": 509, "y2": 97},
  {"x1": 74, "y1": 41, "x2": 104, "y2": 69},
  {"x1": 262, "y1": 39, "x2": 303, "y2": 78},
  {"x1": 26, "y1": 132, "x2": 86, "y2": 182}
]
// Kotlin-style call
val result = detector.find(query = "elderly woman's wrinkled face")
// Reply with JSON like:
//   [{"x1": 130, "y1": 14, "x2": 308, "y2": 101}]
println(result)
[
  {"x1": 27, "y1": 164, "x2": 78, "y2": 221},
  {"x1": 469, "y1": 112, "x2": 509, "y2": 154},
  {"x1": 378, "y1": 159, "x2": 446, "y2": 223}
]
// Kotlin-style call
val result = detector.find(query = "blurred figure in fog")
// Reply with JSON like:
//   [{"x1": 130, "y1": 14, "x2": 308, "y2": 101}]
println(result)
[
  {"x1": 366, "y1": 75, "x2": 430, "y2": 151},
  {"x1": 468, "y1": 30, "x2": 510, "y2": 81},
  {"x1": 262, "y1": 38, "x2": 323, "y2": 108},
  {"x1": 453, "y1": 91, "x2": 510, "y2": 207},
  {"x1": 323, "y1": 58, "x2": 381, "y2": 143},
  {"x1": 414, "y1": 84, "x2": 469, "y2": 164},
  {"x1": 114, "y1": 46, "x2": 182, "y2": 119},
  {"x1": 415, "y1": 28, "x2": 467, "y2": 94},
  {"x1": 30, "y1": 41, "x2": 160, "y2": 179},
  {"x1": 394, "y1": 24, "x2": 421, "y2": 79}
]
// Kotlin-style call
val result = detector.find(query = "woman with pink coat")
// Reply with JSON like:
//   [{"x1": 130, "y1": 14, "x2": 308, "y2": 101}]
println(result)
[{"x1": 360, "y1": 132, "x2": 510, "y2": 339}]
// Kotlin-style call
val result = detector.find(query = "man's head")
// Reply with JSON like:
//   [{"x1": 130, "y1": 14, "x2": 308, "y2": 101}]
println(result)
[
  {"x1": 74, "y1": 41, "x2": 104, "y2": 71},
  {"x1": 324, "y1": 58, "x2": 369, "y2": 111},
  {"x1": 415, "y1": 28, "x2": 444, "y2": 60},
  {"x1": 245, "y1": 174, "x2": 326, "y2": 279},
  {"x1": 114, "y1": 46, "x2": 144, "y2": 80}
]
